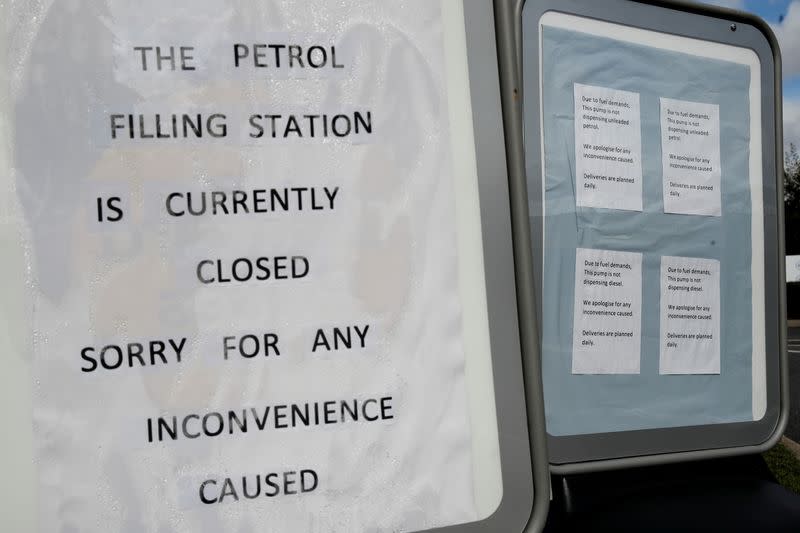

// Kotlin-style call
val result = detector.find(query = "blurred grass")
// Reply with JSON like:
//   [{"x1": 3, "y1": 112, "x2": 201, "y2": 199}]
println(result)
[{"x1": 763, "y1": 442, "x2": 800, "y2": 495}]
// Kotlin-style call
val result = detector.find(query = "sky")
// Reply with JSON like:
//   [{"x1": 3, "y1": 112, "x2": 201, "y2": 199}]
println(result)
[{"x1": 699, "y1": 0, "x2": 800, "y2": 153}]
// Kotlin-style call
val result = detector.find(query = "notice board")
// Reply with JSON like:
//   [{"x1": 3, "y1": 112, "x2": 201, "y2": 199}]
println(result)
[{"x1": 516, "y1": 0, "x2": 785, "y2": 469}]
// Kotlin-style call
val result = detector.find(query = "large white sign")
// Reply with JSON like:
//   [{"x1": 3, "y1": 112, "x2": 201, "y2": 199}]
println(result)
[{"x1": 0, "y1": 2, "x2": 502, "y2": 531}]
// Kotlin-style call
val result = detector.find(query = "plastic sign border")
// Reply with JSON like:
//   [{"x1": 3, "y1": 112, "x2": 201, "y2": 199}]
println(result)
[{"x1": 421, "y1": 1, "x2": 550, "y2": 532}]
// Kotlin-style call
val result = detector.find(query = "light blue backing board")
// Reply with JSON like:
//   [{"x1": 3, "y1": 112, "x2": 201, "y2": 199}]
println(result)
[{"x1": 539, "y1": 25, "x2": 753, "y2": 436}]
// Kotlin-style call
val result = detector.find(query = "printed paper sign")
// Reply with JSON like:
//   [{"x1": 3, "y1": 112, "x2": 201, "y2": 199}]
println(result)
[
  {"x1": 574, "y1": 83, "x2": 643, "y2": 212},
  {"x1": 10, "y1": 2, "x2": 480, "y2": 532},
  {"x1": 660, "y1": 97, "x2": 721, "y2": 216},
  {"x1": 572, "y1": 248, "x2": 643, "y2": 374},
  {"x1": 659, "y1": 256, "x2": 721, "y2": 374},
  {"x1": 787, "y1": 255, "x2": 800, "y2": 283}
]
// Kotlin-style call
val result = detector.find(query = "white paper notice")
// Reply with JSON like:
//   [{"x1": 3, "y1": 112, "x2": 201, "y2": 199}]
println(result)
[
  {"x1": 572, "y1": 248, "x2": 643, "y2": 374},
  {"x1": 6, "y1": 2, "x2": 483, "y2": 532},
  {"x1": 574, "y1": 83, "x2": 643, "y2": 212},
  {"x1": 660, "y1": 256, "x2": 721, "y2": 374},
  {"x1": 660, "y1": 97, "x2": 722, "y2": 216},
  {"x1": 788, "y1": 255, "x2": 800, "y2": 283}
]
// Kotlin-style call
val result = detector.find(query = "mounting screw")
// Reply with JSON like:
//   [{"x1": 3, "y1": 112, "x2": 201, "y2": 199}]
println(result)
[{"x1": 730, "y1": 23, "x2": 737, "y2": 31}]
